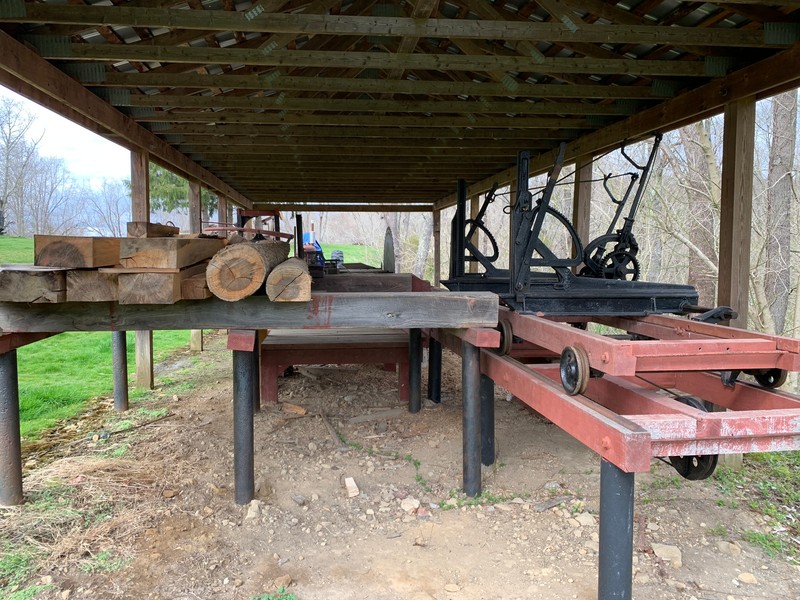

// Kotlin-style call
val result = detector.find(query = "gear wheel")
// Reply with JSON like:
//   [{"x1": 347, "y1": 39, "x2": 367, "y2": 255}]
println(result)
[{"x1": 602, "y1": 250, "x2": 640, "y2": 280}]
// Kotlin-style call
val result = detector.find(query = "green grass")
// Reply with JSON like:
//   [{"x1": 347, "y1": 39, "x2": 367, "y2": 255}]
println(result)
[
  {"x1": 0, "y1": 236, "x2": 34, "y2": 264},
  {"x1": 253, "y1": 589, "x2": 297, "y2": 600},
  {"x1": 18, "y1": 330, "x2": 190, "y2": 438},
  {"x1": 322, "y1": 242, "x2": 382, "y2": 268}
]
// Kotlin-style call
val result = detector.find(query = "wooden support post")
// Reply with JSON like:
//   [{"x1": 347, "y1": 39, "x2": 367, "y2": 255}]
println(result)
[
  {"x1": 130, "y1": 150, "x2": 150, "y2": 222},
  {"x1": 462, "y1": 341, "x2": 481, "y2": 497},
  {"x1": 131, "y1": 150, "x2": 155, "y2": 388},
  {"x1": 135, "y1": 330, "x2": 154, "y2": 389},
  {"x1": 718, "y1": 98, "x2": 755, "y2": 330},
  {"x1": 717, "y1": 97, "x2": 756, "y2": 469},
  {"x1": 188, "y1": 181, "x2": 204, "y2": 351},
  {"x1": 469, "y1": 195, "x2": 480, "y2": 273},
  {"x1": 572, "y1": 156, "x2": 592, "y2": 264},
  {"x1": 0, "y1": 350, "x2": 23, "y2": 506},
  {"x1": 433, "y1": 209, "x2": 441, "y2": 287},
  {"x1": 218, "y1": 196, "x2": 229, "y2": 226}
]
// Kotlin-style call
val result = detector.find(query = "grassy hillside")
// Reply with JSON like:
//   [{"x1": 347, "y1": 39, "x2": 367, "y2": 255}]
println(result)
[
  {"x1": 323, "y1": 243, "x2": 382, "y2": 267},
  {"x1": 0, "y1": 236, "x2": 34, "y2": 263}
]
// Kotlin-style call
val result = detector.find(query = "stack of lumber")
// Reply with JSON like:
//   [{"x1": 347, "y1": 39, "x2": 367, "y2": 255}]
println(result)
[
  {"x1": 0, "y1": 227, "x2": 224, "y2": 305},
  {"x1": 0, "y1": 226, "x2": 312, "y2": 305}
]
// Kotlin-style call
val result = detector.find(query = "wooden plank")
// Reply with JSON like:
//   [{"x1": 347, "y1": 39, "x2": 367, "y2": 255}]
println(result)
[
  {"x1": 120, "y1": 237, "x2": 226, "y2": 269},
  {"x1": 0, "y1": 332, "x2": 55, "y2": 354},
  {"x1": 0, "y1": 266, "x2": 66, "y2": 304},
  {"x1": 126, "y1": 221, "x2": 179, "y2": 238},
  {"x1": 66, "y1": 270, "x2": 119, "y2": 302},
  {"x1": 0, "y1": 31, "x2": 252, "y2": 209},
  {"x1": 311, "y1": 273, "x2": 413, "y2": 293},
  {"x1": 118, "y1": 262, "x2": 208, "y2": 305},
  {"x1": 718, "y1": 98, "x2": 756, "y2": 329},
  {"x1": 34, "y1": 235, "x2": 120, "y2": 268},
  {"x1": 0, "y1": 292, "x2": 500, "y2": 332}
]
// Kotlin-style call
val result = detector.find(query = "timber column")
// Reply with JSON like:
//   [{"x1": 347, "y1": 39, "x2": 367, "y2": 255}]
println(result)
[
  {"x1": 189, "y1": 181, "x2": 204, "y2": 351},
  {"x1": 131, "y1": 150, "x2": 154, "y2": 389}
]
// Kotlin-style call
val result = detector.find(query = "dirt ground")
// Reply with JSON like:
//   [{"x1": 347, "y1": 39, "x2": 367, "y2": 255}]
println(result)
[{"x1": 12, "y1": 332, "x2": 800, "y2": 600}]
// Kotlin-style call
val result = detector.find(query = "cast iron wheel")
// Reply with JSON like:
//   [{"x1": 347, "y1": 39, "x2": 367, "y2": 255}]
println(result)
[
  {"x1": 753, "y1": 368, "x2": 788, "y2": 389},
  {"x1": 497, "y1": 319, "x2": 513, "y2": 356},
  {"x1": 602, "y1": 250, "x2": 641, "y2": 281},
  {"x1": 668, "y1": 395, "x2": 718, "y2": 480},
  {"x1": 560, "y1": 345, "x2": 590, "y2": 396}
]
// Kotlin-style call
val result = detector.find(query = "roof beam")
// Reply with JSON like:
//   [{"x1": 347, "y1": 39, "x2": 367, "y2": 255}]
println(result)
[
  {"x1": 0, "y1": 30, "x2": 252, "y2": 208},
  {"x1": 99, "y1": 72, "x2": 660, "y2": 98},
  {"x1": 123, "y1": 92, "x2": 640, "y2": 115},
  {"x1": 8, "y1": 7, "x2": 781, "y2": 47},
  {"x1": 49, "y1": 44, "x2": 710, "y2": 76}
]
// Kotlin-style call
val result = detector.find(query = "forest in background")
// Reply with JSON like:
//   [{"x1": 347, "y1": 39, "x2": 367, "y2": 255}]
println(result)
[{"x1": 1, "y1": 91, "x2": 798, "y2": 340}]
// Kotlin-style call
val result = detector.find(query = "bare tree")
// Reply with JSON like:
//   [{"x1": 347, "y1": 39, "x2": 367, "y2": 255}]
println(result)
[
  {"x1": 84, "y1": 179, "x2": 131, "y2": 236},
  {"x1": 0, "y1": 97, "x2": 39, "y2": 235},
  {"x1": 20, "y1": 155, "x2": 82, "y2": 235}
]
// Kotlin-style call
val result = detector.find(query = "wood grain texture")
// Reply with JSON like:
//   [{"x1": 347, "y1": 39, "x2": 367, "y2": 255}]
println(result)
[
  {"x1": 180, "y1": 273, "x2": 212, "y2": 300},
  {"x1": 66, "y1": 270, "x2": 119, "y2": 302},
  {"x1": 0, "y1": 266, "x2": 66, "y2": 303},
  {"x1": 120, "y1": 237, "x2": 226, "y2": 269},
  {"x1": 126, "y1": 222, "x2": 180, "y2": 238},
  {"x1": 312, "y1": 273, "x2": 413, "y2": 293},
  {"x1": 135, "y1": 330, "x2": 153, "y2": 389},
  {"x1": 34, "y1": 235, "x2": 120, "y2": 268},
  {"x1": 0, "y1": 292, "x2": 500, "y2": 332},
  {"x1": 118, "y1": 262, "x2": 208, "y2": 305},
  {"x1": 266, "y1": 258, "x2": 311, "y2": 302},
  {"x1": 206, "y1": 240, "x2": 289, "y2": 301}
]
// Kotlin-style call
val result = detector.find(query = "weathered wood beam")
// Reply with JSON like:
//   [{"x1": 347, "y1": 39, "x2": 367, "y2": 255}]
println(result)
[
  {"x1": 254, "y1": 204, "x2": 434, "y2": 212},
  {"x1": 0, "y1": 31, "x2": 252, "y2": 209},
  {"x1": 124, "y1": 93, "x2": 640, "y2": 115},
  {"x1": 8, "y1": 7, "x2": 781, "y2": 47},
  {"x1": 137, "y1": 113, "x2": 591, "y2": 128},
  {"x1": 435, "y1": 40, "x2": 800, "y2": 209},
  {"x1": 51, "y1": 45, "x2": 711, "y2": 76},
  {"x1": 173, "y1": 135, "x2": 561, "y2": 148},
  {"x1": 98, "y1": 72, "x2": 664, "y2": 98},
  {"x1": 0, "y1": 293, "x2": 500, "y2": 332},
  {"x1": 130, "y1": 150, "x2": 151, "y2": 222},
  {"x1": 718, "y1": 97, "x2": 755, "y2": 329}
]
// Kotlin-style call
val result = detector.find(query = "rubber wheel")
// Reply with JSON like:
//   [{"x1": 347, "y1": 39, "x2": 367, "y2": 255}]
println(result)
[
  {"x1": 497, "y1": 319, "x2": 513, "y2": 356},
  {"x1": 560, "y1": 345, "x2": 590, "y2": 396},
  {"x1": 754, "y1": 368, "x2": 788, "y2": 389}
]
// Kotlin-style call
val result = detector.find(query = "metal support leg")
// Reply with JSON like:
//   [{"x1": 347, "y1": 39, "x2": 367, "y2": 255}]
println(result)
[
  {"x1": 251, "y1": 339, "x2": 261, "y2": 414},
  {"x1": 0, "y1": 350, "x2": 23, "y2": 506},
  {"x1": 480, "y1": 374, "x2": 495, "y2": 466},
  {"x1": 408, "y1": 328, "x2": 422, "y2": 413},
  {"x1": 112, "y1": 331, "x2": 129, "y2": 413},
  {"x1": 598, "y1": 459, "x2": 635, "y2": 600},
  {"x1": 427, "y1": 337, "x2": 442, "y2": 403},
  {"x1": 233, "y1": 349, "x2": 255, "y2": 505},
  {"x1": 462, "y1": 342, "x2": 481, "y2": 497}
]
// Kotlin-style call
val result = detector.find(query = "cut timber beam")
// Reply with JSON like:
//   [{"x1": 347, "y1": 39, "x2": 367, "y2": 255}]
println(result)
[
  {"x1": 35, "y1": 235, "x2": 120, "y2": 268},
  {"x1": 0, "y1": 266, "x2": 66, "y2": 304},
  {"x1": 0, "y1": 293, "x2": 500, "y2": 332},
  {"x1": 127, "y1": 222, "x2": 180, "y2": 238},
  {"x1": 117, "y1": 262, "x2": 209, "y2": 305},
  {"x1": 120, "y1": 237, "x2": 226, "y2": 269},
  {"x1": 66, "y1": 270, "x2": 119, "y2": 302}
]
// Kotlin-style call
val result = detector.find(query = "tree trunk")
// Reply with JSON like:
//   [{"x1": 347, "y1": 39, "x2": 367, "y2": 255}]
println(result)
[
  {"x1": 413, "y1": 213, "x2": 433, "y2": 278},
  {"x1": 764, "y1": 90, "x2": 797, "y2": 334}
]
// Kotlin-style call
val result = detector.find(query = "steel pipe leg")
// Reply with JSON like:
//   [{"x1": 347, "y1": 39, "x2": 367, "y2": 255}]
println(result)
[
  {"x1": 233, "y1": 349, "x2": 255, "y2": 505},
  {"x1": 480, "y1": 374, "x2": 495, "y2": 467},
  {"x1": 251, "y1": 339, "x2": 261, "y2": 414},
  {"x1": 112, "y1": 331, "x2": 129, "y2": 413},
  {"x1": 598, "y1": 459, "x2": 635, "y2": 600},
  {"x1": 0, "y1": 350, "x2": 23, "y2": 506},
  {"x1": 462, "y1": 342, "x2": 481, "y2": 497},
  {"x1": 408, "y1": 328, "x2": 422, "y2": 413},
  {"x1": 427, "y1": 337, "x2": 442, "y2": 403}
]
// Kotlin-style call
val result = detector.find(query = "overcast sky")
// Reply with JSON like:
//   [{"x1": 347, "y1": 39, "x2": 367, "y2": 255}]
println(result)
[{"x1": 1, "y1": 85, "x2": 131, "y2": 184}]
